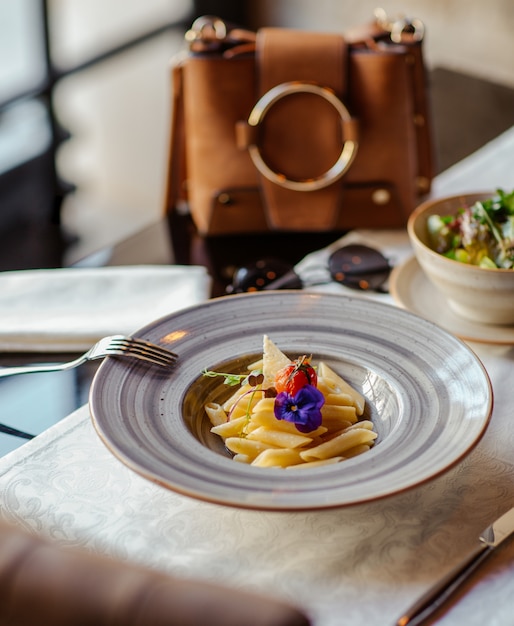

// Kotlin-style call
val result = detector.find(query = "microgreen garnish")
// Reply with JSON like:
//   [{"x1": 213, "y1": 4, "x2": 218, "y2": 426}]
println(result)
[{"x1": 202, "y1": 368, "x2": 263, "y2": 387}]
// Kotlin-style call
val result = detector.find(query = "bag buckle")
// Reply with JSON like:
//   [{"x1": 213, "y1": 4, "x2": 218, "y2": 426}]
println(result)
[
  {"x1": 185, "y1": 15, "x2": 227, "y2": 50},
  {"x1": 374, "y1": 7, "x2": 425, "y2": 43},
  {"x1": 246, "y1": 82, "x2": 358, "y2": 192}
]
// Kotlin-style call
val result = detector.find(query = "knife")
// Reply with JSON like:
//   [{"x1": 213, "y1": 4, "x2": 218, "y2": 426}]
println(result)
[{"x1": 396, "y1": 507, "x2": 514, "y2": 626}]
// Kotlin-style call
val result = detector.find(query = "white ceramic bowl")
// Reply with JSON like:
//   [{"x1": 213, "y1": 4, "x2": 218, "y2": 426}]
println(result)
[{"x1": 407, "y1": 192, "x2": 514, "y2": 326}]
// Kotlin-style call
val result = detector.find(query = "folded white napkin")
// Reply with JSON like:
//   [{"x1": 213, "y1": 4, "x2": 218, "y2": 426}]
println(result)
[{"x1": 0, "y1": 265, "x2": 211, "y2": 352}]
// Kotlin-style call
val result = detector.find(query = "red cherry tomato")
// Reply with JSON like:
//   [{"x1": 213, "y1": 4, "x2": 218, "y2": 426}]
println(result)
[{"x1": 274, "y1": 356, "x2": 317, "y2": 395}]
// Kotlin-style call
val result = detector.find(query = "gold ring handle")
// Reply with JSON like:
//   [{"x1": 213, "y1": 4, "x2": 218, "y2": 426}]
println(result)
[{"x1": 247, "y1": 82, "x2": 358, "y2": 192}]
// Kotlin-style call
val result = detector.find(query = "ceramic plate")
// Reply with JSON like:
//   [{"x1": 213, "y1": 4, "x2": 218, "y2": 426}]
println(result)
[
  {"x1": 89, "y1": 291, "x2": 492, "y2": 511},
  {"x1": 390, "y1": 256, "x2": 514, "y2": 345}
]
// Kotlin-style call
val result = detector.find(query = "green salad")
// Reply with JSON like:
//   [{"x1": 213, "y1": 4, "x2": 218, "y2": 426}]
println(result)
[{"x1": 427, "y1": 189, "x2": 514, "y2": 269}]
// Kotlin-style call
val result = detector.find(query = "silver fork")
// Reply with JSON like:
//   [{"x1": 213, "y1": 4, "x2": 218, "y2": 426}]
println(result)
[{"x1": 0, "y1": 335, "x2": 177, "y2": 378}]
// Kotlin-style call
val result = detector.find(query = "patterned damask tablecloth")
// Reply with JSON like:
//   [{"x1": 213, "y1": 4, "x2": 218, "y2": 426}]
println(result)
[
  {"x1": 0, "y1": 347, "x2": 513, "y2": 626},
  {"x1": 0, "y1": 128, "x2": 513, "y2": 626}
]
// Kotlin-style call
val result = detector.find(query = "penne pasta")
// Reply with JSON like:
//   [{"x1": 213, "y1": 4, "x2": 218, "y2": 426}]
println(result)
[
  {"x1": 252, "y1": 397, "x2": 276, "y2": 413},
  {"x1": 285, "y1": 457, "x2": 343, "y2": 469},
  {"x1": 233, "y1": 454, "x2": 252, "y2": 464},
  {"x1": 323, "y1": 392, "x2": 355, "y2": 406},
  {"x1": 205, "y1": 336, "x2": 379, "y2": 469},
  {"x1": 247, "y1": 426, "x2": 313, "y2": 449},
  {"x1": 321, "y1": 419, "x2": 355, "y2": 435},
  {"x1": 251, "y1": 410, "x2": 328, "y2": 438},
  {"x1": 300, "y1": 428, "x2": 377, "y2": 462},
  {"x1": 205, "y1": 402, "x2": 228, "y2": 427},
  {"x1": 321, "y1": 404, "x2": 358, "y2": 423},
  {"x1": 211, "y1": 415, "x2": 249, "y2": 438},
  {"x1": 251, "y1": 448, "x2": 303, "y2": 468},
  {"x1": 341, "y1": 444, "x2": 371, "y2": 459},
  {"x1": 224, "y1": 437, "x2": 276, "y2": 459},
  {"x1": 351, "y1": 420, "x2": 374, "y2": 431},
  {"x1": 318, "y1": 362, "x2": 365, "y2": 415}
]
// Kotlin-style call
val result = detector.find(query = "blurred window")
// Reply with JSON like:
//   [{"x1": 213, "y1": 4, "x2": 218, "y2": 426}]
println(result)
[
  {"x1": 0, "y1": 0, "x2": 46, "y2": 101},
  {"x1": 48, "y1": 0, "x2": 192, "y2": 69}
]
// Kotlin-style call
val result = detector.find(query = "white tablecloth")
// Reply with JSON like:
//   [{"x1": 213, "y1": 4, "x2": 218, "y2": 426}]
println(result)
[{"x1": 0, "y1": 128, "x2": 513, "y2": 626}]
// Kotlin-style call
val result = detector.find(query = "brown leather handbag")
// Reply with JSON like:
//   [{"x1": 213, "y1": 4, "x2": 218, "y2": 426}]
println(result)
[{"x1": 165, "y1": 11, "x2": 434, "y2": 237}]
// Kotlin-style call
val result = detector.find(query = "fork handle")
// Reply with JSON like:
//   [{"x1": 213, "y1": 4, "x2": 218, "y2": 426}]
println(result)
[{"x1": 0, "y1": 356, "x2": 86, "y2": 378}]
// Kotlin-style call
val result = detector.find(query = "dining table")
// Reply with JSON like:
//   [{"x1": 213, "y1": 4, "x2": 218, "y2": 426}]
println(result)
[{"x1": 0, "y1": 125, "x2": 513, "y2": 626}]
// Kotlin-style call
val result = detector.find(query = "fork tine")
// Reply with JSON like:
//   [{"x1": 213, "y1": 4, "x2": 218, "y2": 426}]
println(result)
[
  {"x1": 119, "y1": 341, "x2": 177, "y2": 363},
  {"x1": 105, "y1": 346, "x2": 176, "y2": 367},
  {"x1": 117, "y1": 337, "x2": 177, "y2": 359},
  {"x1": 106, "y1": 335, "x2": 177, "y2": 367},
  {"x1": 113, "y1": 350, "x2": 175, "y2": 367},
  {"x1": 121, "y1": 345, "x2": 176, "y2": 366},
  {"x1": 109, "y1": 335, "x2": 173, "y2": 355}
]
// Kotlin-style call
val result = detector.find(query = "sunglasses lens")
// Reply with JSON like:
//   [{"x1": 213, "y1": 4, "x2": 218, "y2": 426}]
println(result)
[
  {"x1": 227, "y1": 258, "x2": 296, "y2": 293},
  {"x1": 328, "y1": 244, "x2": 390, "y2": 291}
]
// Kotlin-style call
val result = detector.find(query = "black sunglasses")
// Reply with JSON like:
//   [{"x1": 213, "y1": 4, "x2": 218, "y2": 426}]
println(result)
[{"x1": 226, "y1": 244, "x2": 391, "y2": 294}]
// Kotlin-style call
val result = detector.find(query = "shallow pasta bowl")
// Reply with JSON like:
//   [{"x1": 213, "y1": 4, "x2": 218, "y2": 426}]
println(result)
[{"x1": 89, "y1": 291, "x2": 492, "y2": 511}]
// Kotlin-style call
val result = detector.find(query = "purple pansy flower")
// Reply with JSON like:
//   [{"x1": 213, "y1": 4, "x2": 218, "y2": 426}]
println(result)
[{"x1": 274, "y1": 384, "x2": 325, "y2": 433}]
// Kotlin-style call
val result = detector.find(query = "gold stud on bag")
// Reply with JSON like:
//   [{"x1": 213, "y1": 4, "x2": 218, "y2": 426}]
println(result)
[{"x1": 165, "y1": 10, "x2": 435, "y2": 237}]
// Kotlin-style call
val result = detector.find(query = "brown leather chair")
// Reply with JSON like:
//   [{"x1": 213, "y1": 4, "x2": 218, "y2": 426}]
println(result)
[{"x1": 0, "y1": 521, "x2": 310, "y2": 626}]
